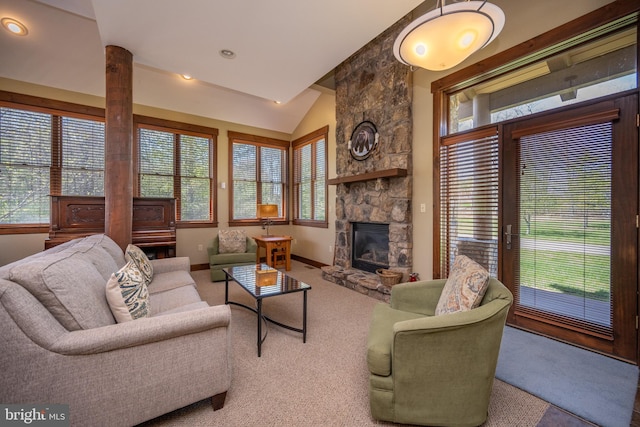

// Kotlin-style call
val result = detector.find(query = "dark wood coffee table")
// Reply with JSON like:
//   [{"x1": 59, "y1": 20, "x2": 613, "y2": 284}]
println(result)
[{"x1": 223, "y1": 264, "x2": 311, "y2": 357}]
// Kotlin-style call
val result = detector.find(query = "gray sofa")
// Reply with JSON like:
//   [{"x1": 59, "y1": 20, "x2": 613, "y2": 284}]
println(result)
[{"x1": 0, "y1": 234, "x2": 232, "y2": 427}]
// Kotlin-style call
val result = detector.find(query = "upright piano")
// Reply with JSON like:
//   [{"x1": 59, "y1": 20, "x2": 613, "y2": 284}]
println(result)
[{"x1": 46, "y1": 196, "x2": 176, "y2": 258}]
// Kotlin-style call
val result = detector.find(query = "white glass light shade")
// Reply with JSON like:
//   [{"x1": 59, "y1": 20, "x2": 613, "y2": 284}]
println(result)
[{"x1": 394, "y1": 1, "x2": 504, "y2": 71}]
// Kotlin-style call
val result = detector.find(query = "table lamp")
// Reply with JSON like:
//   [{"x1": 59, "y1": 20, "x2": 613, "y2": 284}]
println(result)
[{"x1": 257, "y1": 204, "x2": 278, "y2": 236}]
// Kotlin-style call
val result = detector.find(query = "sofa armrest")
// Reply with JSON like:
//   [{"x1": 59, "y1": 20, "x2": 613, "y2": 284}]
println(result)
[
  {"x1": 390, "y1": 279, "x2": 447, "y2": 315},
  {"x1": 50, "y1": 304, "x2": 230, "y2": 355},
  {"x1": 150, "y1": 256, "x2": 190, "y2": 274}
]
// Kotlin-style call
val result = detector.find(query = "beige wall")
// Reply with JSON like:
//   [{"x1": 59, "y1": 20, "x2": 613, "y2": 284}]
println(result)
[
  {"x1": 0, "y1": 0, "x2": 617, "y2": 271},
  {"x1": 290, "y1": 86, "x2": 337, "y2": 266}
]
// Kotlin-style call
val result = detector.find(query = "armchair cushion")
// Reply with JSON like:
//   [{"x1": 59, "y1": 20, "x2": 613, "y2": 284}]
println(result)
[
  {"x1": 367, "y1": 304, "x2": 424, "y2": 376},
  {"x1": 125, "y1": 244, "x2": 154, "y2": 285},
  {"x1": 435, "y1": 255, "x2": 490, "y2": 315},
  {"x1": 105, "y1": 261, "x2": 150, "y2": 323},
  {"x1": 218, "y1": 229, "x2": 247, "y2": 253}
]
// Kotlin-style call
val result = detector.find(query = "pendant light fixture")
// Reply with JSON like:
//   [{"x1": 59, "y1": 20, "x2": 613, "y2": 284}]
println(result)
[{"x1": 393, "y1": 0, "x2": 504, "y2": 71}]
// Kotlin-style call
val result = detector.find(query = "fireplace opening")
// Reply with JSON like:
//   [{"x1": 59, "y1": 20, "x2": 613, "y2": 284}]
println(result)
[{"x1": 351, "y1": 222, "x2": 389, "y2": 273}]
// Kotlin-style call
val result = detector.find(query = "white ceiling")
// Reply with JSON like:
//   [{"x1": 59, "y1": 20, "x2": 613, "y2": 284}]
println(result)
[{"x1": 0, "y1": 0, "x2": 425, "y2": 133}]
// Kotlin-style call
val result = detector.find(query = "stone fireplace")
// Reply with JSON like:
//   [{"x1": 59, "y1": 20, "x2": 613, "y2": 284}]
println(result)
[
  {"x1": 351, "y1": 222, "x2": 389, "y2": 273},
  {"x1": 321, "y1": 15, "x2": 413, "y2": 302}
]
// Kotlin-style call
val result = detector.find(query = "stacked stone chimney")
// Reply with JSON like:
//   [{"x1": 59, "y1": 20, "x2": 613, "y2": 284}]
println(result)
[{"x1": 321, "y1": 16, "x2": 413, "y2": 302}]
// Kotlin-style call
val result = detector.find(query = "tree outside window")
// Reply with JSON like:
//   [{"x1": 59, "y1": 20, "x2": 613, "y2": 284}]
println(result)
[
  {"x1": 135, "y1": 117, "x2": 217, "y2": 226},
  {"x1": 0, "y1": 104, "x2": 104, "y2": 229},
  {"x1": 228, "y1": 131, "x2": 288, "y2": 226}
]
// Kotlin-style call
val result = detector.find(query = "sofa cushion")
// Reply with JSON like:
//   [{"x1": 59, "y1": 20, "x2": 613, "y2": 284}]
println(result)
[
  {"x1": 69, "y1": 241, "x2": 120, "y2": 282},
  {"x1": 9, "y1": 251, "x2": 115, "y2": 330},
  {"x1": 435, "y1": 255, "x2": 490, "y2": 316},
  {"x1": 125, "y1": 244, "x2": 153, "y2": 285},
  {"x1": 154, "y1": 301, "x2": 210, "y2": 316},
  {"x1": 218, "y1": 229, "x2": 247, "y2": 253},
  {"x1": 106, "y1": 261, "x2": 151, "y2": 322},
  {"x1": 150, "y1": 285, "x2": 202, "y2": 315},
  {"x1": 86, "y1": 234, "x2": 127, "y2": 268},
  {"x1": 148, "y1": 270, "x2": 196, "y2": 294}
]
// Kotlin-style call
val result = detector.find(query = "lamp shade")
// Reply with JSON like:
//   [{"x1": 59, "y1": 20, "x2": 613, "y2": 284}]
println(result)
[
  {"x1": 257, "y1": 204, "x2": 279, "y2": 218},
  {"x1": 393, "y1": 1, "x2": 504, "y2": 71}
]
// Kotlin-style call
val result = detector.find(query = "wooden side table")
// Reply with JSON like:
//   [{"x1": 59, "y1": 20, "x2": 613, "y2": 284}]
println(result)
[{"x1": 253, "y1": 235, "x2": 293, "y2": 271}]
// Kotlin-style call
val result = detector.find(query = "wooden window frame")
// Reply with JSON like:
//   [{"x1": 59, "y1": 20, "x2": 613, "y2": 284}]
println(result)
[
  {"x1": 227, "y1": 131, "x2": 289, "y2": 227},
  {"x1": 292, "y1": 125, "x2": 329, "y2": 228},
  {"x1": 431, "y1": 0, "x2": 640, "y2": 279},
  {"x1": 0, "y1": 91, "x2": 105, "y2": 234},
  {"x1": 133, "y1": 115, "x2": 218, "y2": 228}
]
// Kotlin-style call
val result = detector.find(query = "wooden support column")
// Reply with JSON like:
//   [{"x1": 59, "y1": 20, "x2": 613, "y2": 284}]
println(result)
[{"x1": 104, "y1": 45, "x2": 133, "y2": 251}]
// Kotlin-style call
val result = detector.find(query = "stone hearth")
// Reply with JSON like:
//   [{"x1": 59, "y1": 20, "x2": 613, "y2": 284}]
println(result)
[{"x1": 322, "y1": 15, "x2": 412, "y2": 301}]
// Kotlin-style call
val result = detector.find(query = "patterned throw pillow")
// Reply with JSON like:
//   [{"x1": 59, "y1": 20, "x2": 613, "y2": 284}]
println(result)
[
  {"x1": 218, "y1": 229, "x2": 247, "y2": 254},
  {"x1": 125, "y1": 244, "x2": 153, "y2": 285},
  {"x1": 435, "y1": 255, "x2": 490, "y2": 315},
  {"x1": 105, "y1": 261, "x2": 150, "y2": 323}
]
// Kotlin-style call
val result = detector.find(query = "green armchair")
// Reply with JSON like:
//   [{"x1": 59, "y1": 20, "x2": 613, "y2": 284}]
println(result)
[
  {"x1": 208, "y1": 235, "x2": 258, "y2": 281},
  {"x1": 366, "y1": 278, "x2": 513, "y2": 426}
]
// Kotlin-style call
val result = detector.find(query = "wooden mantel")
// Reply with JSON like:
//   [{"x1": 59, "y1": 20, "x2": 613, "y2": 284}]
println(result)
[{"x1": 327, "y1": 168, "x2": 407, "y2": 185}]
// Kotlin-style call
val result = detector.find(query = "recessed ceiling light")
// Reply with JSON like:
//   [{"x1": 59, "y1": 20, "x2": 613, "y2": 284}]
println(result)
[
  {"x1": 181, "y1": 74, "x2": 192, "y2": 80},
  {"x1": 274, "y1": 100, "x2": 282, "y2": 105},
  {"x1": 219, "y1": 49, "x2": 236, "y2": 59},
  {"x1": 1, "y1": 17, "x2": 28, "y2": 36}
]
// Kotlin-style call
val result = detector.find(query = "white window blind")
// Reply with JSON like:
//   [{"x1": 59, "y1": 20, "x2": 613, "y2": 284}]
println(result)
[
  {"x1": 230, "y1": 137, "x2": 287, "y2": 223},
  {"x1": 440, "y1": 128, "x2": 499, "y2": 277},
  {"x1": 61, "y1": 116, "x2": 104, "y2": 196},
  {"x1": 0, "y1": 107, "x2": 51, "y2": 224},
  {"x1": 137, "y1": 124, "x2": 215, "y2": 223},
  {"x1": 260, "y1": 146, "x2": 284, "y2": 214},
  {"x1": 139, "y1": 127, "x2": 174, "y2": 198},
  {"x1": 232, "y1": 142, "x2": 258, "y2": 220},
  {"x1": 517, "y1": 122, "x2": 612, "y2": 334},
  {"x1": 293, "y1": 134, "x2": 327, "y2": 224},
  {"x1": 180, "y1": 134, "x2": 212, "y2": 221}
]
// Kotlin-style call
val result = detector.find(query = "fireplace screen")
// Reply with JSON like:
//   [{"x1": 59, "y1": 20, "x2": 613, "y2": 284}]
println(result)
[{"x1": 351, "y1": 222, "x2": 389, "y2": 273}]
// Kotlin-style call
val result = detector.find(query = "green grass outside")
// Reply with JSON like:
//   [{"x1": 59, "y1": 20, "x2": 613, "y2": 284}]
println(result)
[
  {"x1": 522, "y1": 217, "x2": 610, "y2": 246},
  {"x1": 519, "y1": 249, "x2": 610, "y2": 301}
]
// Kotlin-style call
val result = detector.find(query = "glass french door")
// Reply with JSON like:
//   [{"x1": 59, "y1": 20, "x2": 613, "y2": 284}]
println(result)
[{"x1": 501, "y1": 94, "x2": 638, "y2": 362}]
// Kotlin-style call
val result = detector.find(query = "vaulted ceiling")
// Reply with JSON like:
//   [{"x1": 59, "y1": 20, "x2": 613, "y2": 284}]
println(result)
[{"x1": 0, "y1": 0, "x2": 425, "y2": 133}]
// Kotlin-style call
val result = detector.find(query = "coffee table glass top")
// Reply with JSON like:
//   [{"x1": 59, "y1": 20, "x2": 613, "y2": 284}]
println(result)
[{"x1": 223, "y1": 264, "x2": 311, "y2": 298}]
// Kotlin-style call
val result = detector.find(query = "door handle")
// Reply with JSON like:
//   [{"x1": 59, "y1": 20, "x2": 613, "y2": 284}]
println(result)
[{"x1": 504, "y1": 224, "x2": 519, "y2": 249}]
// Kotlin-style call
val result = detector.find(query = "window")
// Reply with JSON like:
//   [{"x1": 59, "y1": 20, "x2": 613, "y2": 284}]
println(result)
[
  {"x1": 434, "y1": 9, "x2": 638, "y2": 277},
  {"x1": 135, "y1": 116, "x2": 217, "y2": 226},
  {"x1": 0, "y1": 94, "x2": 105, "y2": 231},
  {"x1": 439, "y1": 128, "x2": 499, "y2": 277},
  {"x1": 59, "y1": 116, "x2": 105, "y2": 196},
  {"x1": 292, "y1": 126, "x2": 328, "y2": 227},
  {"x1": 228, "y1": 131, "x2": 288, "y2": 226},
  {"x1": 433, "y1": 4, "x2": 639, "y2": 360},
  {"x1": 447, "y1": 23, "x2": 637, "y2": 135}
]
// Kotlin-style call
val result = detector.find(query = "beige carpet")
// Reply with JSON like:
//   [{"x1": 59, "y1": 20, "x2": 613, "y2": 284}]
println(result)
[{"x1": 139, "y1": 262, "x2": 550, "y2": 426}]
